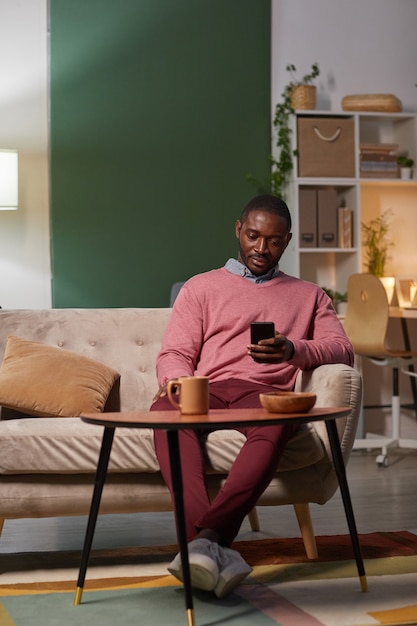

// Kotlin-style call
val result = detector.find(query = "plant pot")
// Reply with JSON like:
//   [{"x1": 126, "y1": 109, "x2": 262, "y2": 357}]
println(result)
[
  {"x1": 336, "y1": 301, "x2": 348, "y2": 317},
  {"x1": 290, "y1": 84, "x2": 316, "y2": 110},
  {"x1": 400, "y1": 167, "x2": 413, "y2": 180}
]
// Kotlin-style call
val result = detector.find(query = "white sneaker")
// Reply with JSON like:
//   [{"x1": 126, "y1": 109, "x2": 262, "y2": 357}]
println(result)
[
  {"x1": 168, "y1": 538, "x2": 220, "y2": 591},
  {"x1": 214, "y1": 546, "x2": 253, "y2": 598}
]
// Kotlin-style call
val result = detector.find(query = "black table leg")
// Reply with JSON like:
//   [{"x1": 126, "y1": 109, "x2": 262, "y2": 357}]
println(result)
[
  {"x1": 325, "y1": 419, "x2": 368, "y2": 592},
  {"x1": 74, "y1": 426, "x2": 115, "y2": 605},
  {"x1": 167, "y1": 430, "x2": 195, "y2": 626}
]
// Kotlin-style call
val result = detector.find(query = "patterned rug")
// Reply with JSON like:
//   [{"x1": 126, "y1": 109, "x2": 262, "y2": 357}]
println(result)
[{"x1": 1, "y1": 532, "x2": 417, "y2": 626}]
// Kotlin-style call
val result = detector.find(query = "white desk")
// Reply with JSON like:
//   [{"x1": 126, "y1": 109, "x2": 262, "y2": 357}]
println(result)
[
  {"x1": 390, "y1": 306, "x2": 417, "y2": 412},
  {"x1": 389, "y1": 306, "x2": 417, "y2": 320}
]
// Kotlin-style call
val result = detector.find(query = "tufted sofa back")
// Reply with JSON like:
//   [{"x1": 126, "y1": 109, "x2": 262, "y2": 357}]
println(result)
[{"x1": 0, "y1": 308, "x2": 171, "y2": 414}]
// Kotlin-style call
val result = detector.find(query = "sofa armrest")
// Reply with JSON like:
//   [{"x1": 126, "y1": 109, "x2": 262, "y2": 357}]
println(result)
[{"x1": 295, "y1": 363, "x2": 362, "y2": 463}]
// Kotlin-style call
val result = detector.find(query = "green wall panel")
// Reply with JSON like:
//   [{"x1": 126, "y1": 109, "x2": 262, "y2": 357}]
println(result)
[{"x1": 50, "y1": 0, "x2": 271, "y2": 307}]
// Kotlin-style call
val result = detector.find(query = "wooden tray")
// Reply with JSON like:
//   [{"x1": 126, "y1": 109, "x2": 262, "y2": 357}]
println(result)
[{"x1": 341, "y1": 94, "x2": 402, "y2": 112}]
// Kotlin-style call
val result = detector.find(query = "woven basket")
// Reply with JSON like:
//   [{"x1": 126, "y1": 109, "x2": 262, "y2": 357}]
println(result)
[
  {"x1": 341, "y1": 93, "x2": 402, "y2": 112},
  {"x1": 291, "y1": 84, "x2": 316, "y2": 110}
]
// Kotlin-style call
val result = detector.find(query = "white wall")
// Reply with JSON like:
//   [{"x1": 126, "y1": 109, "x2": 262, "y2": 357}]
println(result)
[
  {"x1": 0, "y1": 0, "x2": 50, "y2": 309},
  {"x1": 272, "y1": 0, "x2": 417, "y2": 114}
]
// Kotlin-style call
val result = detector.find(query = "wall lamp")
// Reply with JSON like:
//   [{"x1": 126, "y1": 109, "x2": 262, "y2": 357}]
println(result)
[{"x1": 0, "y1": 150, "x2": 18, "y2": 210}]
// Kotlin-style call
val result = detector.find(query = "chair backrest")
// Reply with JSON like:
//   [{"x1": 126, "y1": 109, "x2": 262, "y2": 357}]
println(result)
[
  {"x1": 169, "y1": 281, "x2": 185, "y2": 306},
  {"x1": 343, "y1": 273, "x2": 389, "y2": 357}
]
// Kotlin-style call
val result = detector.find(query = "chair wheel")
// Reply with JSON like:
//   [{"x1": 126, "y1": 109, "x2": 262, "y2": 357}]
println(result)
[{"x1": 376, "y1": 454, "x2": 389, "y2": 467}]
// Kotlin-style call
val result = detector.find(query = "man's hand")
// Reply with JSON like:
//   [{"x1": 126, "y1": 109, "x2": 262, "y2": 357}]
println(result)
[
  {"x1": 248, "y1": 331, "x2": 294, "y2": 364},
  {"x1": 152, "y1": 384, "x2": 168, "y2": 403}
]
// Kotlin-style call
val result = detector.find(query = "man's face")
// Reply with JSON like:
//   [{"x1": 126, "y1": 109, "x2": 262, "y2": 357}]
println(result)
[{"x1": 235, "y1": 210, "x2": 292, "y2": 276}]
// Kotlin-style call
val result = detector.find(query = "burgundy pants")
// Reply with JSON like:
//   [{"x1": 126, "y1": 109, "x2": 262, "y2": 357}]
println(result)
[{"x1": 151, "y1": 379, "x2": 299, "y2": 546}]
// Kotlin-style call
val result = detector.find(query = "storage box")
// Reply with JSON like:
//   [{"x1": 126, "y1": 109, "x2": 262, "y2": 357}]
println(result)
[
  {"x1": 317, "y1": 189, "x2": 338, "y2": 247},
  {"x1": 299, "y1": 189, "x2": 317, "y2": 248},
  {"x1": 297, "y1": 117, "x2": 355, "y2": 178}
]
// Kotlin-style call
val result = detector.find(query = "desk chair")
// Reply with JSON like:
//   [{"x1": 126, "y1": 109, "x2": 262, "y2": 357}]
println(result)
[{"x1": 343, "y1": 273, "x2": 417, "y2": 466}]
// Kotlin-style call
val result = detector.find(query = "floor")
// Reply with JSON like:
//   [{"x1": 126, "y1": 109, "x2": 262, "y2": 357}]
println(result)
[{"x1": 1, "y1": 447, "x2": 417, "y2": 558}]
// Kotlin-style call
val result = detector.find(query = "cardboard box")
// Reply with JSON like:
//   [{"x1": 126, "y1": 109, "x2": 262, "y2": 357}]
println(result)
[
  {"x1": 297, "y1": 116, "x2": 355, "y2": 178},
  {"x1": 299, "y1": 189, "x2": 317, "y2": 247},
  {"x1": 317, "y1": 189, "x2": 338, "y2": 247}
]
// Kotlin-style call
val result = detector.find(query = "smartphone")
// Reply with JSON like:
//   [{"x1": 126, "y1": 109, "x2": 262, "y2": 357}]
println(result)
[{"x1": 250, "y1": 322, "x2": 275, "y2": 344}]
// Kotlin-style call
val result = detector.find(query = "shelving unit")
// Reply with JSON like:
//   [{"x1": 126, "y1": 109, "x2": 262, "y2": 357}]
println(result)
[{"x1": 281, "y1": 110, "x2": 417, "y2": 296}]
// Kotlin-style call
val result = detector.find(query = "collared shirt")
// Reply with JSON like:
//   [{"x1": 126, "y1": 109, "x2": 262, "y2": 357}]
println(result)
[{"x1": 224, "y1": 258, "x2": 280, "y2": 284}]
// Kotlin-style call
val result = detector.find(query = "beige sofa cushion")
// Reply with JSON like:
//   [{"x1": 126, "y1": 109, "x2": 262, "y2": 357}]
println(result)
[
  {"x1": 0, "y1": 335, "x2": 120, "y2": 417},
  {"x1": 0, "y1": 416, "x2": 324, "y2": 475}
]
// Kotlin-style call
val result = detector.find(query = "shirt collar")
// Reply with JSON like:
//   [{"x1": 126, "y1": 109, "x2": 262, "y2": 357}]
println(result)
[{"x1": 224, "y1": 258, "x2": 280, "y2": 283}]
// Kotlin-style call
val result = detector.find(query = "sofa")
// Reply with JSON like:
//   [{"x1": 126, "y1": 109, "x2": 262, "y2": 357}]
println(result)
[{"x1": 0, "y1": 308, "x2": 361, "y2": 555}]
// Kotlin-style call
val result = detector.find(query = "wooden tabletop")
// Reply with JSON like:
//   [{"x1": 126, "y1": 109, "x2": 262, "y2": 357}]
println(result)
[{"x1": 81, "y1": 407, "x2": 351, "y2": 431}]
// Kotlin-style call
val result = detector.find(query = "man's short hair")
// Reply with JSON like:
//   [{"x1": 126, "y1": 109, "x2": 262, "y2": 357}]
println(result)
[{"x1": 240, "y1": 195, "x2": 292, "y2": 231}]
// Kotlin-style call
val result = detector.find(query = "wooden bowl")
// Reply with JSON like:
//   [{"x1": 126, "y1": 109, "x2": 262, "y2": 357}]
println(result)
[{"x1": 259, "y1": 391, "x2": 316, "y2": 414}]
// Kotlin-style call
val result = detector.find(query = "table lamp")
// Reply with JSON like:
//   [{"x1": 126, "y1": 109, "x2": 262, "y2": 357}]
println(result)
[{"x1": 0, "y1": 149, "x2": 18, "y2": 210}]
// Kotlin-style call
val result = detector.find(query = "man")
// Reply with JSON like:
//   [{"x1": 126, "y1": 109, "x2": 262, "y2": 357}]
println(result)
[{"x1": 151, "y1": 194, "x2": 353, "y2": 598}]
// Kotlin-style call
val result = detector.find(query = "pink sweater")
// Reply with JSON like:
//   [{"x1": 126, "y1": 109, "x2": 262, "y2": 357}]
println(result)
[{"x1": 157, "y1": 268, "x2": 354, "y2": 391}]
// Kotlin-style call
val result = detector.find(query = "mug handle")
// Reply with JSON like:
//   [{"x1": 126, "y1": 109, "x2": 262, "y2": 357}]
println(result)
[{"x1": 166, "y1": 379, "x2": 181, "y2": 410}]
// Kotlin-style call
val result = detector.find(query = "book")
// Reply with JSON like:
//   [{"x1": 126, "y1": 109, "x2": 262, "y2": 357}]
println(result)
[
  {"x1": 338, "y1": 207, "x2": 353, "y2": 248},
  {"x1": 360, "y1": 170, "x2": 399, "y2": 178},
  {"x1": 360, "y1": 162, "x2": 398, "y2": 172},
  {"x1": 360, "y1": 153, "x2": 397, "y2": 162},
  {"x1": 359, "y1": 142, "x2": 398, "y2": 154}
]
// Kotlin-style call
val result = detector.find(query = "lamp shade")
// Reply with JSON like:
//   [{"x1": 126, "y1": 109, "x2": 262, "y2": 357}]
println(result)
[{"x1": 0, "y1": 150, "x2": 18, "y2": 210}]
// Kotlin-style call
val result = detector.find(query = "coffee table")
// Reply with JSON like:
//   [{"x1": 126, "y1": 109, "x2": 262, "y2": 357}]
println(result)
[{"x1": 73, "y1": 407, "x2": 367, "y2": 626}]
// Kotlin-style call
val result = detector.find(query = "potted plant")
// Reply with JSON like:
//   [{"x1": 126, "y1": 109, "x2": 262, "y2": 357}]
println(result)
[
  {"x1": 285, "y1": 63, "x2": 320, "y2": 110},
  {"x1": 361, "y1": 209, "x2": 393, "y2": 278},
  {"x1": 361, "y1": 209, "x2": 395, "y2": 302},
  {"x1": 397, "y1": 155, "x2": 414, "y2": 180},
  {"x1": 271, "y1": 63, "x2": 320, "y2": 199},
  {"x1": 322, "y1": 287, "x2": 348, "y2": 315},
  {"x1": 247, "y1": 63, "x2": 320, "y2": 200}
]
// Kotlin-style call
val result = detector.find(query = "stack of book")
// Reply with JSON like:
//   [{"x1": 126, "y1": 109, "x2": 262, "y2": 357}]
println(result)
[{"x1": 359, "y1": 143, "x2": 399, "y2": 178}]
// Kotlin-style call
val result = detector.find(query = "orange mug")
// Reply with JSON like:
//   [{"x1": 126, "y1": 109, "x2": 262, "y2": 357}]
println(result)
[{"x1": 166, "y1": 376, "x2": 209, "y2": 415}]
